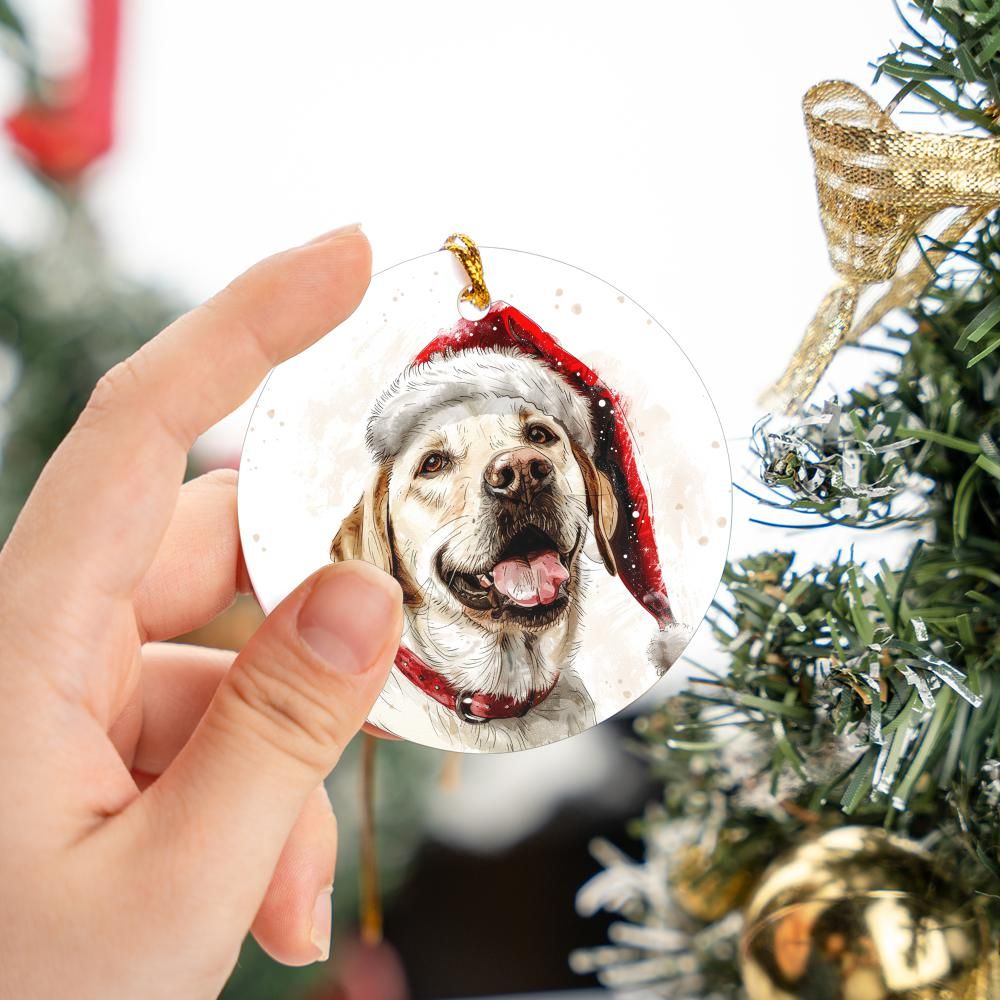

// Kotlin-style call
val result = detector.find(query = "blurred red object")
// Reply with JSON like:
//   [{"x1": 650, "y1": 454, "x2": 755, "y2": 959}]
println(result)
[
  {"x1": 317, "y1": 938, "x2": 410, "y2": 1000},
  {"x1": 5, "y1": 0, "x2": 119, "y2": 181}
]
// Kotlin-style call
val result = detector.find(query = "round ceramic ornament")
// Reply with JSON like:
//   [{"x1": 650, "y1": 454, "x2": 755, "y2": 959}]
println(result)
[{"x1": 238, "y1": 236, "x2": 731, "y2": 753}]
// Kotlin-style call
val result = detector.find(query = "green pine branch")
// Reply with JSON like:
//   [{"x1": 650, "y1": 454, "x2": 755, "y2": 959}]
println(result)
[
  {"x1": 579, "y1": 4, "x2": 1000, "y2": 994},
  {"x1": 876, "y1": 0, "x2": 1000, "y2": 131}
]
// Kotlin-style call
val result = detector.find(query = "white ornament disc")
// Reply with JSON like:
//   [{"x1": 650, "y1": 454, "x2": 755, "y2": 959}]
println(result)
[{"x1": 238, "y1": 246, "x2": 731, "y2": 753}]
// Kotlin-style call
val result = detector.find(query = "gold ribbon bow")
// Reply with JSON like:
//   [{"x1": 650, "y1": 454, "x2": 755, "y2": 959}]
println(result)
[{"x1": 767, "y1": 80, "x2": 1000, "y2": 412}]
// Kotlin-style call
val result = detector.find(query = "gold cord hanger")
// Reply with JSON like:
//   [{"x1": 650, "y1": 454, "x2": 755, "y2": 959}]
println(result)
[
  {"x1": 359, "y1": 734, "x2": 382, "y2": 945},
  {"x1": 443, "y1": 233, "x2": 491, "y2": 310}
]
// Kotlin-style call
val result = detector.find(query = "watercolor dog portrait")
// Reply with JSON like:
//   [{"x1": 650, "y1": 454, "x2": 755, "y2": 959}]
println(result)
[{"x1": 238, "y1": 249, "x2": 731, "y2": 753}]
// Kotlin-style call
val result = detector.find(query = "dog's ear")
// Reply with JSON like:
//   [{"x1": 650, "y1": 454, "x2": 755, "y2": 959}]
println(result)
[
  {"x1": 330, "y1": 463, "x2": 393, "y2": 574},
  {"x1": 572, "y1": 443, "x2": 619, "y2": 577}
]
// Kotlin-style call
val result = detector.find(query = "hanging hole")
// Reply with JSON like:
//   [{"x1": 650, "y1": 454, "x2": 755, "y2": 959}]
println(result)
[{"x1": 457, "y1": 288, "x2": 490, "y2": 321}]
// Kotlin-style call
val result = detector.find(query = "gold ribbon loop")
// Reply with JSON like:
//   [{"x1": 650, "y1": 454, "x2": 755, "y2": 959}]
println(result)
[
  {"x1": 767, "y1": 80, "x2": 1000, "y2": 411},
  {"x1": 443, "y1": 232, "x2": 491, "y2": 311}
]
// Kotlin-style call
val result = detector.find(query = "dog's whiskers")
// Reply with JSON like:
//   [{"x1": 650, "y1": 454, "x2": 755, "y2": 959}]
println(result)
[
  {"x1": 414, "y1": 575, "x2": 467, "y2": 642},
  {"x1": 564, "y1": 491, "x2": 598, "y2": 505},
  {"x1": 427, "y1": 513, "x2": 473, "y2": 543}
]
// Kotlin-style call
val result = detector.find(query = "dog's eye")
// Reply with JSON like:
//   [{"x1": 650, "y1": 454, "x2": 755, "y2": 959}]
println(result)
[
  {"x1": 418, "y1": 452, "x2": 449, "y2": 477},
  {"x1": 526, "y1": 423, "x2": 557, "y2": 446}
]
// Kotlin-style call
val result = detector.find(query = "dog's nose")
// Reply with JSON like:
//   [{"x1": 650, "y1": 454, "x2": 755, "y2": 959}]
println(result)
[{"x1": 484, "y1": 448, "x2": 554, "y2": 504}]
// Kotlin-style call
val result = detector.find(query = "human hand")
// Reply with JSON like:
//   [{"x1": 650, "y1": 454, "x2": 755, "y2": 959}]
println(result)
[{"x1": 0, "y1": 225, "x2": 403, "y2": 999}]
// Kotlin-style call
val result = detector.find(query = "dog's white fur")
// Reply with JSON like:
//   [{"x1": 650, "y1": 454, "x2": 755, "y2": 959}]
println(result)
[{"x1": 332, "y1": 387, "x2": 618, "y2": 751}]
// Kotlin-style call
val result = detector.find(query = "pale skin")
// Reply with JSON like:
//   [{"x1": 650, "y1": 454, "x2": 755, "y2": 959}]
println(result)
[{"x1": 0, "y1": 226, "x2": 405, "y2": 999}]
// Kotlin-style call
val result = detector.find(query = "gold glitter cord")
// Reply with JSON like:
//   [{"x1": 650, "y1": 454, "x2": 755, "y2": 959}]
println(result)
[
  {"x1": 359, "y1": 733, "x2": 382, "y2": 946},
  {"x1": 766, "y1": 80, "x2": 1000, "y2": 413},
  {"x1": 439, "y1": 750, "x2": 462, "y2": 790},
  {"x1": 769, "y1": 282, "x2": 860, "y2": 409},
  {"x1": 443, "y1": 233, "x2": 491, "y2": 310}
]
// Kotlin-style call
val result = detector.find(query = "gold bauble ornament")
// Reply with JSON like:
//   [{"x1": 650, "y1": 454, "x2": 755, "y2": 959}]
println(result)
[{"x1": 740, "y1": 826, "x2": 995, "y2": 1000}]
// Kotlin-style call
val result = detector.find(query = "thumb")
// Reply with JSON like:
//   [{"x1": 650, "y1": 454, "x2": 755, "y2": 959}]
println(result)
[{"x1": 141, "y1": 560, "x2": 402, "y2": 917}]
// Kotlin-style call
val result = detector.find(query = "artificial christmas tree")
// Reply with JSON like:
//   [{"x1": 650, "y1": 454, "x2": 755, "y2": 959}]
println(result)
[{"x1": 575, "y1": 3, "x2": 1000, "y2": 997}]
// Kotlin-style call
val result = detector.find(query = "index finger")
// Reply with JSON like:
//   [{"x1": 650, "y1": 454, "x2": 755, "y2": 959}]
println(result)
[{"x1": 1, "y1": 226, "x2": 370, "y2": 607}]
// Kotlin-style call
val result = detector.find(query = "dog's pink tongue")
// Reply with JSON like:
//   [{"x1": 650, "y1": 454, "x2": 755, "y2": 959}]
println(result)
[{"x1": 492, "y1": 550, "x2": 568, "y2": 607}]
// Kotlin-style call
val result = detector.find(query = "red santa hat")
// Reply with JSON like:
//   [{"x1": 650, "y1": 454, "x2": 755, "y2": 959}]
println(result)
[{"x1": 366, "y1": 301, "x2": 675, "y2": 634}]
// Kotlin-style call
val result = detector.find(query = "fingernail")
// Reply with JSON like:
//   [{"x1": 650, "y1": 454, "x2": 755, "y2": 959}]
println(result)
[
  {"x1": 299, "y1": 565, "x2": 401, "y2": 673},
  {"x1": 305, "y1": 223, "x2": 363, "y2": 246},
  {"x1": 310, "y1": 885, "x2": 333, "y2": 962}
]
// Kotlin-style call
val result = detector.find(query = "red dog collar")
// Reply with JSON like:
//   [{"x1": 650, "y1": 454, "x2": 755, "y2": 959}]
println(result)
[{"x1": 394, "y1": 646, "x2": 558, "y2": 723}]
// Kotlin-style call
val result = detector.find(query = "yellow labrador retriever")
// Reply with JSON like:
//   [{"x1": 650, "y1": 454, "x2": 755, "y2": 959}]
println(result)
[{"x1": 330, "y1": 348, "x2": 625, "y2": 751}]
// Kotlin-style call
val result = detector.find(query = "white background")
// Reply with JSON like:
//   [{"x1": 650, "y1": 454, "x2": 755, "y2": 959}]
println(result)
[{"x1": 0, "y1": 0, "x2": 918, "y2": 840}]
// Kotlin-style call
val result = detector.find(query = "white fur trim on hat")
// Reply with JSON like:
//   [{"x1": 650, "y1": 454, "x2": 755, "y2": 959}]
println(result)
[
  {"x1": 647, "y1": 623, "x2": 692, "y2": 676},
  {"x1": 366, "y1": 348, "x2": 595, "y2": 461}
]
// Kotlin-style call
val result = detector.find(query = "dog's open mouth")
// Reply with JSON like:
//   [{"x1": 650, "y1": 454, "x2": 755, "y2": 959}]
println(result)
[{"x1": 441, "y1": 526, "x2": 575, "y2": 623}]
